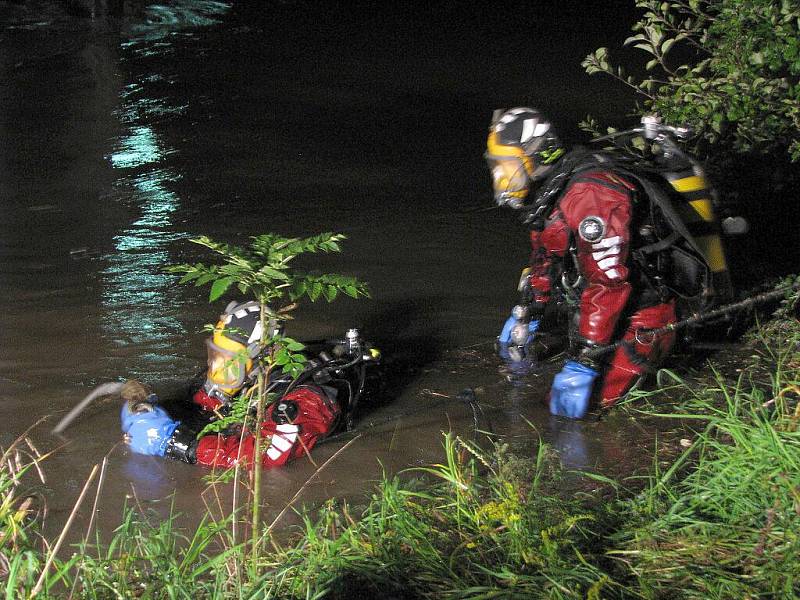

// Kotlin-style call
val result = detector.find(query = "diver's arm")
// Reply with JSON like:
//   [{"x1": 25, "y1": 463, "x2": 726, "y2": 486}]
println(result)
[
  {"x1": 194, "y1": 386, "x2": 339, "y2": 469},
  {"x1": 559, "y1": 172, "x2": 635, "y2": 366},
  {"x1": 499, "y1": 221, "x2": 566, "y2": 347}
]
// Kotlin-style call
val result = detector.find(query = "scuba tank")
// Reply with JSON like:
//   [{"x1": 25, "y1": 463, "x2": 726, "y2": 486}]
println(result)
[
  {"x1": 632, "y1": 116, "x2": 735, "y2": 304},
  {"x1": 535, "y1": 116, "x2": 742, "y2": 311}
]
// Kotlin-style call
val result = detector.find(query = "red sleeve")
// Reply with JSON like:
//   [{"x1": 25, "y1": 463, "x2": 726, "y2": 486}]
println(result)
[
  {"x1": 195, "y1": 386, "x2": 340, "y2": 469},
  {"x1": 526, "y1": 218, "x2": 569, "y2": 308},
  {"x1": 559, "y1": 172, "x2": 635, "y2": 344}
]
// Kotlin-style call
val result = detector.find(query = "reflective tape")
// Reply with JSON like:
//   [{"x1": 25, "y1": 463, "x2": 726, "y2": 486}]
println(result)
[
  {"x1": 591, "y1": 236, "x2": 621, "y2": 250},
  {"x1": 270, "y1": 432, "x2": 297, "y2": 452},
  {"x1": 592, "y1": 247, "x2": 619, "y2": 260}
]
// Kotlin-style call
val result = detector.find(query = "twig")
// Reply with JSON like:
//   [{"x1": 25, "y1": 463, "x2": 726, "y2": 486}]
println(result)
[
  {"x1": 68, "y1": 452, "x2": 112, "y2": 600},
  {"x1": 1, "y1": 417, "x2": 49, "y2": 464},
  {"x1": 233, "y1": 409, "x2": 250, "y2": 547},
  {"x1": 295, "y1": 430, "x2": 319, "y2": 470},
  {"x1": 31, "y1": 464, "x2": 99, "y2": 598},
  {"x1": 265, "y1": 434, "x2": 362, "y2": 536},
  {"x1": 420, "y1": 389, "x2": 452, "y2": 399}
]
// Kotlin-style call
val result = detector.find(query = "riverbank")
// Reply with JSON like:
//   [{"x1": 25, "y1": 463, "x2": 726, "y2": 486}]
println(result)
[{"x1": 2, "y1": 281, "x2": 797, "y2": 598}]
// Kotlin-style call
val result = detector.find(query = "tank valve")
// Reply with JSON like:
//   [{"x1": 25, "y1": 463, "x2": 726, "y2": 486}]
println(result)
[{"x1": 345, "y1": 328, "x2": 361, "y2": 355}]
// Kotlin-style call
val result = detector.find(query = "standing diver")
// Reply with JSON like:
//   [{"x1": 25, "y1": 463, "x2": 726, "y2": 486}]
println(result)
[{"x1": 486, "y1": 109, "x2": 736, "y2": 419}]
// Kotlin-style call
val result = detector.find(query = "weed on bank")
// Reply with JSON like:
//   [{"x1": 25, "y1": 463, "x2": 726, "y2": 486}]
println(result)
[{"x1": 610, "y1": 286, "x2": 800, "y2": 598}]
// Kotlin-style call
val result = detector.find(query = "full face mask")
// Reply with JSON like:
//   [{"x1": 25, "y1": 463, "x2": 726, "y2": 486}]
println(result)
[{"x1": 202, "y1": 301, "x2": 264, "y2": 403}]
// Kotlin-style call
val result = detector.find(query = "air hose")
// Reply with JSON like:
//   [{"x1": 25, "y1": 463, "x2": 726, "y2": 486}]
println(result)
[{"x1": 52, "y1": 381, "x2": 127, "y2": 435}]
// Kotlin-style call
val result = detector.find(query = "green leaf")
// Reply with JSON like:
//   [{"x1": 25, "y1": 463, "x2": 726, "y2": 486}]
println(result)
[
  {"x1": 309, "y1": 281, "x2": 323, "y2": 301},
  {"x1": 209, "y1": 277, "x2": 235, "y2": 301},
  {"x1": 195, "y1": 272, "x2": 218, "y2": 287},
  {"x1": 273, "y1": 348, "x2": 291, "y2": 366},
  {"x1": 258, "y1": 265, "x2": 290, "y2": 281},
  {"x1": 178, "y1": 271, "x2": 201, "y2": 284},
  {"x1": 288, "y1": 280, "x2": 307, "y2": 301},
  {"x1": 322, "y1": 285, "x2": 339, "y2": 302},
  {"x1": 285, "y1": 339, "x2": 305, "y2": 351}
]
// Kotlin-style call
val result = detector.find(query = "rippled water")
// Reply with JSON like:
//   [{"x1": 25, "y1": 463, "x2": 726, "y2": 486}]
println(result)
[{"x1": 0, "y1": 0, "x2": 659, "y2": 537}]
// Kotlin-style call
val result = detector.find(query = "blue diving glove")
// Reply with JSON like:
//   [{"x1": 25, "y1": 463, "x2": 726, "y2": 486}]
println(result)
[
  {"x1": 499, "y1": 313, "x2": 540, "y2": 346},
  {"x1": 120, "y1": 401, "x2": 179, "y2": 457},
  {"x1": 498, "y1": 319, "x2": 541, "y2": 377},
  {"x1": 549, "y1": 360, "x2": 598, "y2": 419}
]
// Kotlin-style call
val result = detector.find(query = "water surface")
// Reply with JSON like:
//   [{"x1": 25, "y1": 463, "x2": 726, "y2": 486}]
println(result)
[{"x1": 0, "y1": 0, "x2": 657, "y2": 538}]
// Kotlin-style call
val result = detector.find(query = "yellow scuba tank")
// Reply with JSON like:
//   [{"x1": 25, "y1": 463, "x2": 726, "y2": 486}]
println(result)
[
  {"x1": 663, "y1": 165, "x2": 734, "y2": 302},
  {"x1": 589, "y1": 116, "x2": 736, "y2": 305}
]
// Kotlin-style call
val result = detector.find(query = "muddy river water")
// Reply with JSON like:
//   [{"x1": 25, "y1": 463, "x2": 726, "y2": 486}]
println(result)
[{"x1": 1, "y1": 1, "x2": 672, "y2": 540}]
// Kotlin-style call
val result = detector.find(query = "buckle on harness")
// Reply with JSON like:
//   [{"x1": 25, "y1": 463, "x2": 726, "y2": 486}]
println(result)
[{"x1": 634, "y1": 328, "x2": 656, "y2": 346}]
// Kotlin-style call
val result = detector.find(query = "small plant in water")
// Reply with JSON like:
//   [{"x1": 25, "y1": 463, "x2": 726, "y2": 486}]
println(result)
[{"x1": 166, "y1": 232, "x2": 369, "y2": 559}]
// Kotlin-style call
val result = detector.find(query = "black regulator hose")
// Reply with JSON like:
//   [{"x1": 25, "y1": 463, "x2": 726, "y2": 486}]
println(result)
[{"x1": 280, "y1": 345, "x2": 367, "y2": 398}]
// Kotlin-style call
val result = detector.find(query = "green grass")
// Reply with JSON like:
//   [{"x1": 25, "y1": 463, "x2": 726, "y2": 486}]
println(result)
[
  {"x1": 607, "y1": 292, "x2": 800, "y2": 599},
  {"x1": 256, "y1": 437, "x2": 614, "y2": 599}
]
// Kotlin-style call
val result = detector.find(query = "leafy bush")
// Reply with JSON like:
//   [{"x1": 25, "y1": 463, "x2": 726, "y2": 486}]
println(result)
[
  {"x1": 166, "y1": 231, "x2": 369, "y2": 560},
  {"x1": 583, "y1": 0, "x2": 800, "y2": 161}
]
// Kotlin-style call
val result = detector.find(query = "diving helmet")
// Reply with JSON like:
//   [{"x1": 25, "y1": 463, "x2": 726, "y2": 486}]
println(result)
[
  {"x1": 485, "y1": 107, "x2": 564, "y2": 208},
  {"x1": 203, "y1": 300, "x2": 272, "y2": 402}
]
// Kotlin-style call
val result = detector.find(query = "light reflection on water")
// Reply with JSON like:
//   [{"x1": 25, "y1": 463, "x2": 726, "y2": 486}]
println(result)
[
  {"x1": 122, "y1": 0, "x2": 231, "y2": 49},
  {"x1": 109, "y1": 125, "x2": 171, "y2": 168},
  {"x1": 100, "y1": 1, "x2": 232, "y2": 381},
  {"x1": 103, "y1": 134, "x2": 186, "y2": 377}
]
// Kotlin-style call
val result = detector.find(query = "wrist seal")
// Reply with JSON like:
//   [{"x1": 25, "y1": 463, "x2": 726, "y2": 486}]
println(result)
[{"x1": 165, "y1": 425, "x2": 198, "y2": 464}]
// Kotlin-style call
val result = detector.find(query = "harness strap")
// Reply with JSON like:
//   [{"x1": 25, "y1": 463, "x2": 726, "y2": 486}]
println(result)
[
  {"x1": 634, "y1": 231, "x2": 682, "y2": 256},
  {"x1": 571, "y1": 173, "x2": 634, "y2": 194}
]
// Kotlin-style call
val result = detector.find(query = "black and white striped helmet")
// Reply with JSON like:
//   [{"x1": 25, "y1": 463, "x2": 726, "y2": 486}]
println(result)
[{"x1": 486, "y1": 107, "x2": 564, "y2": 207}]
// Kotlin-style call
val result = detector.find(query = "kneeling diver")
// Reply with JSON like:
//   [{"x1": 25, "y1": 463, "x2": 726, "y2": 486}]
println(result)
[{"x1": 120, "y1": 300, "x2": 380, "y2": 468}]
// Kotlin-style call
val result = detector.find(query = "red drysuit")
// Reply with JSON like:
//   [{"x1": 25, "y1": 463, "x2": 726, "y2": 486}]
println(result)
[
  {"x1": 526, "y1": 169, "x2": 676, "y2": 407},
  {"x1": 191, "y1": 386, "x2": 340, "y2": 468}
]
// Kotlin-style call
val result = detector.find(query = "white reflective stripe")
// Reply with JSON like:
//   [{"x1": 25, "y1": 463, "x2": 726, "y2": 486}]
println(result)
[
  {"x1": 533, "y1": 122, "x2": 549, "y2": 137},
  {"x1": 521, "y1": 119, "x2": 535, "y2": 143},
  {"x1": 500, "y1": 114, "x2": 516, "y2": 123},
  {"x1": 592, "y1": 247, "x2": 619, "y2": 260},
  {"x1": 605, "y1": 269, "x2": 621, "y2": 279},
  {"x1": 276, "y1": 424, "x2": 299, "y2": 434},
  {"x1": 266, "y1": 446, "x2": 283, "y2": 460},
  {"x1": 223, "y1": 315, "x2": 232, "y2": 324},
  {"x1": 247, "y1": 305, "x2": 259, "y2": 312},
  {"x1": 235, "y1": 309, "x2": 248, "y2": 319},
  {"x1": 248, "y1": 321, "x2": 262, "y2": 343},
  {"x1": 597, "y1": 256, "x2": 619, "y2": 270},
  {"x1": 591, "y1": 236, "x2": 621, "y2": 250},
  {"x1": 270, "y1": 432, "x2": 297, "y2": 452}
]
